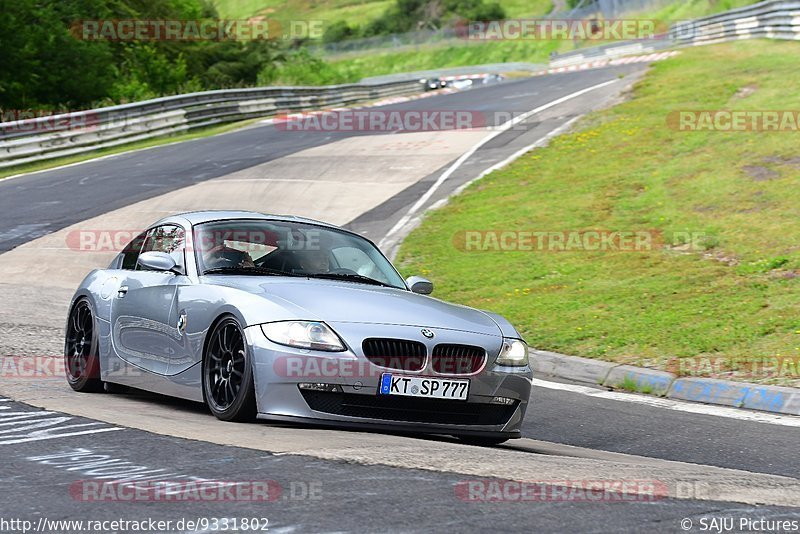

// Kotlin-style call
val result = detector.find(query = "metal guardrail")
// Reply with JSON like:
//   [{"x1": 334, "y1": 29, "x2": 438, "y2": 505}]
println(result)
[
  {"x1": 549, "y1": 0, "x2": 797, "y2": 67},
  {"x1": 549, "y1": 38, "x2": 674, "y2": 67},
  {"x1": 670, "y1": 0, "x2": 800, "y2": 45},
  {"x1": 0, "y1": 80, "x2": 422, "y2": 170}
]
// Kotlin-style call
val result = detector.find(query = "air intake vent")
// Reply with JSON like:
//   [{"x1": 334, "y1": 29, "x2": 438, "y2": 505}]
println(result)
[
  {"x1": 300, "y1": 391, "x2": 518, "y2": 426},
  {"x1": 432, "y1": 344, "x2": 486, "y2": 374},
  {"x1": 362, "y1": 338, "x2": 426, "y2": 372}
]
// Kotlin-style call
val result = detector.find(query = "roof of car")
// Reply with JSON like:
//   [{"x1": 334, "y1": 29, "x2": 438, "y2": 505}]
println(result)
[{"x1": 151, "y1": 210, "x2": 339, "y2": 229}]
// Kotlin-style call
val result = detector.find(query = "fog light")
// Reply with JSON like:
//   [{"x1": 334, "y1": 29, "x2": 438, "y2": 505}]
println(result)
[
  {"x1": 298, "y1": 383, "x2": 342, "y2": 392},
  {"x1": 490, "y1": 396, "x2": 515, "y2": 405}
]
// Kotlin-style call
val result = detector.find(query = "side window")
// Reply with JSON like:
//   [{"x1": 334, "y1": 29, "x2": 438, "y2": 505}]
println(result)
[
  {"x1": 141, "y1": 225, "x2": 184, "y2": 254},
  {"x1": 119, "y1": 231, "x2": 148, "y2": 270},
  {"x1": 137, "y1": 225, "x2": 186, "y2": 271}
]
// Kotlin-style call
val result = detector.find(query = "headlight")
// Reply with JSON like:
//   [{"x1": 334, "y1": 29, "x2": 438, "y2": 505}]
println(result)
[
  {"x1": 496, "y1": 339, "x2": 529, "y2": 367},
  {"x1": 261, "y1": 321, "x2": 345, "y2": 352}
]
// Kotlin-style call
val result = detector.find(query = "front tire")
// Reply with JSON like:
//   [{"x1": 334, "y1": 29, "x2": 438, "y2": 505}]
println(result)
[
  {"x1": 64, "y1": 298, "x2": 104, "y2": 393},
  {"x1": 202, "y1": 316, "x2": 256, "y2": 422}
]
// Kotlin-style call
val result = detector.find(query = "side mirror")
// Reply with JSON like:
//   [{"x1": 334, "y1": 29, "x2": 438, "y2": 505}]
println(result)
[
  {"x1": 406, "y1": 276, "x2": 433, "y2": 295},
  {"x1": 137, "y1": 251, "x2": 179, "y2": 273}
]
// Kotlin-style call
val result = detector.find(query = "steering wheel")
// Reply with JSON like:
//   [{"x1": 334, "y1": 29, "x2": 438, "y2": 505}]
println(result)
[
  {"x1": 204, "y1": 255, "x2": 235, "y2": 270},
  {"x1": 204, "y1": 247, "x2": 251, "y2": 270}
]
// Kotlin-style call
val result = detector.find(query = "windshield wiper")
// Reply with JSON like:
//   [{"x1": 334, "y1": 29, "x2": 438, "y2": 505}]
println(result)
[
  {"x1": 305, "y1": 272, "x2": 394, "y2": 288},
  {"x1": 203, "y1": 266, "x2": 300, "y2": 277},
  {"x1": 204, "y1": 267, "x2": 393, "y2": 287}
]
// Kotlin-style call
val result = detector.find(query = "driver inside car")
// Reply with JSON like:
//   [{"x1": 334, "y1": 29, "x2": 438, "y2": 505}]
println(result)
[
  {"x1": 202, "y1": 234, "x2": 255, "y2": 270},
  {"x1": 294, "y1": 248, "x2": 330, "y2": 274}
]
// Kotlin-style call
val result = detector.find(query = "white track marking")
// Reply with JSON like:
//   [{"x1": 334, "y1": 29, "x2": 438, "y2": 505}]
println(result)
[
  {"x1": 448, "y1": 115, "x2": 583, "y2": 198},
  {"x1": 379, "y1": 79, "x2": 618, "y2": 250},
  {"x1": 415, "y1": 116, "x2": 583, "y2": 221},
  {"x1": 532, "y1": 378, "x2": 800, "y2": 427},
  {"x1": 0, "y1": 423, "x2": 122, "y2": 445}
]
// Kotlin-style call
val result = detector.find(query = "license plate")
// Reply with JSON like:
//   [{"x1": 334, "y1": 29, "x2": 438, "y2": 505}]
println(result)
[{"x1": 379, "y1": 373, "x2": 470, "y2": 401}]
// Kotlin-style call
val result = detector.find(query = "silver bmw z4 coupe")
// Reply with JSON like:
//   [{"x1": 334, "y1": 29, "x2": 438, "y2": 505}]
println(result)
[{"x1": 65, "y1": 211, "x2": 532, "y2": 444}]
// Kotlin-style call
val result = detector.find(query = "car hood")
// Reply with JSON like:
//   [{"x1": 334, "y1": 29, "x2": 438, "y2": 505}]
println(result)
[{"x1": 205, "y1": 276, "x2": 501, "y2": 336}]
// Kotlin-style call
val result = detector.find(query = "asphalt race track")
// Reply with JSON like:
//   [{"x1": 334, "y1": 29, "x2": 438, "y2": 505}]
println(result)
[
  {"x1": 2, "y1": 395, "x2": 799, "y2": 533},
  {"x1": 1, "y1": 64, "x2": 799, "y2": 533}
]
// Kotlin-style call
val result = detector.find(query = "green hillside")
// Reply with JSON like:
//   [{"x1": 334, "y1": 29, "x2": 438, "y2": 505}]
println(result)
[{"x1": 212, "y1": 0, "x2": 554, "y2": 22}]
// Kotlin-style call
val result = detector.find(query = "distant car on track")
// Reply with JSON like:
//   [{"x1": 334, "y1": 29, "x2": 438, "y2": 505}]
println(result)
[
  {"x1": 482, "y1": 73, "x2": 504, "y2": 84},
  {"x1": 421, "y1": 77, "x2": 448, "y2": 91},
  {"x1": 65, "y1": 211, "x2": 532, "y2": 444}
]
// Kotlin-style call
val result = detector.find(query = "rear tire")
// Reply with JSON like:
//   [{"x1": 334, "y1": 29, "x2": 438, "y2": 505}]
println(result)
[
  {"x1": 202, "y1": 316, "x2": 256, "y2": 422},
  {"x1": 64, "y1": 298, "x2": 104, "y2": 393}
]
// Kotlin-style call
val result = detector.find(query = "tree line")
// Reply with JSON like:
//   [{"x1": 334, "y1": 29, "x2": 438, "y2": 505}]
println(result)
[{"x1": 0, "y1": 0, "x2": 294, "y2": 111}]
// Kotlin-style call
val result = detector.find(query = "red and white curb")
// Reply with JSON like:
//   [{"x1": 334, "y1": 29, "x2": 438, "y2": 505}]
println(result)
[
  {"x1": 440, "y1": 73, "x2": 491, "y2": 81},
  {"x1": 536, "y1": 50, "x2": 680, "y2": 76},
  {"x1": 609, "y1": 50, "x2": 679, "y2": 64}
]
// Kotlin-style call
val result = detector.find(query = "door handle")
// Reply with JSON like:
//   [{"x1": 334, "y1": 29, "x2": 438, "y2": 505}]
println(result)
[{"x1": 117, "y1": 286, "x2": 129, "y2": 298}]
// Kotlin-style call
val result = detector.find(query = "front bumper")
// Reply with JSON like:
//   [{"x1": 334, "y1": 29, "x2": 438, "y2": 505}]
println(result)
[{"x1": 245, "y1": 323, "x2": 532, "y2": 437}]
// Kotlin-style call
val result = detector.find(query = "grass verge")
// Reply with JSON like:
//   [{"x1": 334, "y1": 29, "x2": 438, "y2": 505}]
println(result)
[{"x1": 396, "y1": 39, "x2": 800, "y2": 386}]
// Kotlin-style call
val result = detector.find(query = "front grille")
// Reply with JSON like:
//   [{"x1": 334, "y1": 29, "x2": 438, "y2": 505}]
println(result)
[
  {"x1": 301, "y1": 390, "x2": 518, "y2": 426},
  {"x1": 432, "y1": 344, "x2": 486, "y2": 374},
  {"x1": 362, "y1": 338, "x2": 426, "y2": 372}
]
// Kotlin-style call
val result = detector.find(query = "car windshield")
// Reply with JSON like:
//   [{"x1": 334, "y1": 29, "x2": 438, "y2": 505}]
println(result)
[{"x1": 193, "y1": 219, "x2": 407, "y2": 289}]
